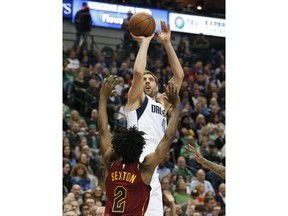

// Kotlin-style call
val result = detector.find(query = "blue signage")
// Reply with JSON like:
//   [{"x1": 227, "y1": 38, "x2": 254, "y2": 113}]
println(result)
[
  {"x1": 63, "y1": 0, "x2": 72, "y2": 18},
  {"x1": 71, "y1": 0, "x2": 168, "y2": 30}
]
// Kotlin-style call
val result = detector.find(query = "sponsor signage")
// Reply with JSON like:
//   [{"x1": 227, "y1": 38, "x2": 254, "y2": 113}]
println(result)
[
  {"x1": 63, "y1": 0, "x2": 72, "y2": 18},
  {"x1": 169, "y1": 12, "x2": 225, "y2": 37},
  {"x1": 71, "y1": 0, "x2": 168, "y2": 30}
]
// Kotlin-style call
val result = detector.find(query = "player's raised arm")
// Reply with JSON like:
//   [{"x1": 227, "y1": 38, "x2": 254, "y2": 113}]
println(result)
[
  {"x1": 126, "y1": 33, "x2": 155, "y2": 110},
  {"x1": 98, "y1": 75, "x2": 117, "y2": 169},
  {"x1": 189, "y1": 144, "x2": 226, "y2": 179},
  {"x1": 142, "y1": 81, "x2": 180, "y2": 176},
  {"x1": 156, "y1": 21, "x2": 184, "y2": 107}
]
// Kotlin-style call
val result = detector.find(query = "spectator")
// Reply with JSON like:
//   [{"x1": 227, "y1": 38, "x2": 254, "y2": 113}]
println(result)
[
  {"x1": 85, "y1": 78, "x2": 100, "y2": 113},
  {"x1": 70, "y1": 184, "x2": 82, "y2": 204},
  {"x1": 92, "y1": 186, "x2": 105, "y2": 207},
  {"x1": 63, "y1": 161, "x2": 72, "y2": 198},
  {"x1": 66, "y1": 122, "x2": 81, "y2": 150},
  {"x1": 86, "y1": 109, "x2": 99, "y2": 128},
  {"x1": 192, "y1": 33, "x2": 210, "y2": 52},
  {"x1": 164, "y1": 151, "x2": 175, "y2": 172},
  {"x1": 64, "y1": 144, "x2": 77, "y2": 166},
  {"x1": 185, "y1": 203, "x2": 197, "y2": 216},
  {"x1": 63, "y1": 202, "x2": 73, "y2": 214},
  {"x1": 64, "y1": 192, "x2": 76, "y2": 203},
  {"x1": 212, "y1": 205, "x2": 222, "y2": 216},
  {"x1": 121, "y1": 11, "x2": 138, "y2": 58},
  {"x1": 173, "y1": 178, "x2": 190, "y2": 205},
  {"x1": 195, "y1": 182, "x2": 206, "y2": 204},
  {"x1": 161, "y1": 174, "x2": 173, "y2": 192},
  {"x1": 172, "y1": 156, "x2": 193, "y2": 184},
  {"x1": 106, "y1": 89, "x2": 122, "y2": 130},
  {"x1": 214, "y1": 127, "x2": 225, "y2": 158},
  {"x1": 80, "y1": 203, "x2": 90, "y2": 216},
  {"x1": 215, "y1": 183, "x2": 225, "y2": 209},
  {"x1": 64, "y1": 210, "x2": 77, "y2": 216},
  {"x1": 90, "y1": 205, "x2": 98, "y2": 216},
  {"x1": 68, "y1": 109, "x2": 88, "y2": 133},
  {"x1": 70, "y1": 199, "x2": 81, "y2": 215},
  {"x1": 85, "y1": 198, "x2": 95, "y2": 209},
  {"x1": 70, "y1": 163, "x2": 91, "y2": 191},
  {"x1": 182, "y1": 189, "x2": 200, "y2": 214},
  {"x1": 203, "y1": 197, "x2": 216, "y2": 216},
  {"x1": 114, "y1": 76, "x2": 129, "y2": 97},
  {"x1": 74, "y1": 137, "x2": 89, "y2": 160},
  {"x1": 85, "y1": 124, "x2": 99, "y2": 150},
  {"x1": 82, "y1": 191, "x2": 93, "y2": 204},
  {"x1": 96, "y1": 206, "x2": 105, "y2": 216},
  {"x1": 216, "y1": 64, "x2": 225, "y2": 83},
  {"x1": 157, "y1": 158, "x2": 172, "y2": 181},
  {"x1": 74, "y1": 2, "x2": 92, "y2": 53},
  {"x1": 190, "y1": 169, "x2": 215, "y2": 195},
  {"x1": 79, "y1": 49, "x2": 93, "y2": 68},
  {"x1": 71, "y1": 69, "x2": 90, "y2": 116},
  {"x1": 81, "y1": 144, "x2": 100, "y2": 172},
  {"x1": 77, "y1": 152, "x2": 94, "y2": 175}
]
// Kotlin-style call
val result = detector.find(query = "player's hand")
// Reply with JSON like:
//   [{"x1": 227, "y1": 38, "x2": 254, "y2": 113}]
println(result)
[
  {"x1": 164, "y1": 81, "x2": 180, "y2": 106},
  {"x1": 156, "y1": 21, "x2": 171, "y2": 43},
  {"x1": 100, "y1": 75, "x2": 117, "y2": 99},
  {"x1": 188, "y1": 144, "x2": 204, "y2": 164},
  {"x1": 130, "y1": 32, "x2": 155, "y2": 43},
  {"x1": 163, "y1": 190, "x2": 174, "y2": 203}
]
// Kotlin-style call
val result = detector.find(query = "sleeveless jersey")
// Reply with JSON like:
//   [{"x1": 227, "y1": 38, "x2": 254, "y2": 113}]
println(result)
[
  {"x1": 105, "y1": 160, "x2": 151, "y2": 216},
  {"x1": 126, "y1": 95, "x2": 167, "y2": 162}
]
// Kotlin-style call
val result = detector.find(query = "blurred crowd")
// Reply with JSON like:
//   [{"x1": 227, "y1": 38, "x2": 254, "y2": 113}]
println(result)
[{"x1": 63, "y1": 4, "x2": 226, "y2": 215}]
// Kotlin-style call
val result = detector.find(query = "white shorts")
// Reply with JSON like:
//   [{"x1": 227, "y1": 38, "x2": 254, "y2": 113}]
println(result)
[{"x1": 145, "y1": 172, "x2": 163, "y2": 216}]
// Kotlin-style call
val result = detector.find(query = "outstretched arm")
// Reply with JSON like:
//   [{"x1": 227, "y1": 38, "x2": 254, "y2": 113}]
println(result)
[
  {"x1": 157, "y1": 21, "x2": 184, "y2": 96},
  {"x1": 163, "y1": 190, "x2": 176, "y2": 216},
  {"x1": 189, "y1": 144, "x2": 226, "y2": 179},
  {"x1": 126, "y1": 33, "x2": 155, "y2": 111},
  {"x1": 142, "y1": 81, "x2": 180, "y2": 179},
  {"x1": 98, "y1": 75, "x2": 117, "y2": 169}
]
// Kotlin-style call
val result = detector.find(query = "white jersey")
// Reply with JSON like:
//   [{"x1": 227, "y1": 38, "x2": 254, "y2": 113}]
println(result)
[
  {"x1": 125, "y1": 95, "x2": 167, "y2": 216},
  {"x1": 126, "y1": 95, "x2": 167, "y2": 162}
]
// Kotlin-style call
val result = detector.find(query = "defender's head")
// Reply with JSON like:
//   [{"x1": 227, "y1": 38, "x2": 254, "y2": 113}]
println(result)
[{"x1": 112, "y1": 126, "x2": 146, "y2": 163}]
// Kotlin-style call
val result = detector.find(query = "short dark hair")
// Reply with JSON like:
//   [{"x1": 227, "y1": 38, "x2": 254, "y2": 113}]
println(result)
[
  {"x1": 112, "y1": 126, "x2": 146, "y2": 163},
  {"x1": 144, "y1": 70, "x2": 158, "y2": 85}
]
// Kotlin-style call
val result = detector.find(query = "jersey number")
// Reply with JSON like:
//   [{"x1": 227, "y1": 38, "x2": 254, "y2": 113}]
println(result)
[
  {"x1": 112, "y1": 186, "x2": 127, "y2": 213},
  {"x1": 162, "y1": 119, "x2": 166, "y2": 132}
]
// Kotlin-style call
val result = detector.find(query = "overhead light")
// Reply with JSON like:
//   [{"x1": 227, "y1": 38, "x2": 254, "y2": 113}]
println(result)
[{"x1": 196, "y1": 5, "x2": 202, "y2": 10}]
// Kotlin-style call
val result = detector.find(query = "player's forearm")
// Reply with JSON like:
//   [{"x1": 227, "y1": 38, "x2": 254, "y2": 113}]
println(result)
[
  {"x1": 168, "y1": 200, "x2": 176, "y2": 216},
  {"x1": 133, "y1": 40, "x2": 150, "y2": 75},
  {"x1": 165, "y1": 104, "x2": 179, "y2": 142},
  {"x1": 98, "y1": 96, "x2": 109, "y2": 137},
  {"x1": 163, "y1": 42, "x2": 184, "y2": 83},
  {"x1": 201, "y1": 158, "x2": 226, "y2": 179}
]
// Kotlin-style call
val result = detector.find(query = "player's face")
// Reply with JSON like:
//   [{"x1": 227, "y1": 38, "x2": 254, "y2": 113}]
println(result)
[{"x1": 143, "y1": 74, "x2": 158, "y2": 97}]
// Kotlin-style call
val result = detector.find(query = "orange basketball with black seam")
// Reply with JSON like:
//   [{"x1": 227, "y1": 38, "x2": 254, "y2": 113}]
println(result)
[{"x1": 128, "y1": 12, "x2": 156, "y2": 37}]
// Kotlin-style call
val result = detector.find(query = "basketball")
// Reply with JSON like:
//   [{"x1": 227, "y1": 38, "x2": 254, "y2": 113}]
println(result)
[{"x1": 128, "y1": 12, "x2": 156, "y2": 37}]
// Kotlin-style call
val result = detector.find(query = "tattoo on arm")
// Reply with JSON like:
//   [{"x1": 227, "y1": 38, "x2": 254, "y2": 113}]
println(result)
[{"x1": 202, "y1": 159, "x2": 226, "y2": 179}]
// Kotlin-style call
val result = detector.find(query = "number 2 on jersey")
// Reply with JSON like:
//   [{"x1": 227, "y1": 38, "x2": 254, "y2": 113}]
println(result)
[{"x1": 112, "y1": 186, "x2": 127, "y2": 213}]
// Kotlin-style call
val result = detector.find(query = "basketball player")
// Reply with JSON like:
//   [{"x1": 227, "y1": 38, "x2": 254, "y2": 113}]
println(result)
[
  {"x1": 98, "y1": 75, "x2": 180, "y2": 215},
  {"x1": 125, "y1": 21, "x2": 184, "y2": 215}
]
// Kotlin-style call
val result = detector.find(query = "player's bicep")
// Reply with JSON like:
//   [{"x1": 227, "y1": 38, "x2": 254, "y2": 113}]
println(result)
[{"x1": 127, "y1": 73, "x2": 144, "y2": 104}]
